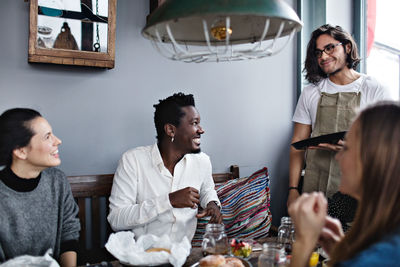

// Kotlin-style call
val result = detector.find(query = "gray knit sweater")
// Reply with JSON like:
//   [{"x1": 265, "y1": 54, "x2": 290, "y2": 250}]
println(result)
[{"x1": 0, "y1": 167, "x2": 80, "y2": 262}]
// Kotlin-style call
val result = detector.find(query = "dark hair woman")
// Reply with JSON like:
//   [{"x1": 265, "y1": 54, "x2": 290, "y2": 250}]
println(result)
[
  {"x1": 288, "y1": 101, "x2": 400, "y2": 267},
  {"x1": 0, "y1": 108, "x2": 80, "y2": 267}
]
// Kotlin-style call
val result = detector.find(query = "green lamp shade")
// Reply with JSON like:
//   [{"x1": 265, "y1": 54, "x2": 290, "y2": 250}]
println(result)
[{"x1": 142, "y1": 0, "x2": 303, "y2": 46}]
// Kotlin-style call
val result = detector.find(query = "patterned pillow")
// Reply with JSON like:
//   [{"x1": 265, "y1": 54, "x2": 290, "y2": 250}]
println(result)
[{"x1": 192, "y1": 167, "x2": 271, "y2": 247}]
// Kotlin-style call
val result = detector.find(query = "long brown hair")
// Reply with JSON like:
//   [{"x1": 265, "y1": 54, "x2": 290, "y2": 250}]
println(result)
[
  {"x1": 304, "y1": 24, "x2": 360, "y2": 85},
  {"x1": 330, "y1": 102, "x2": 400, "y2": 264}
]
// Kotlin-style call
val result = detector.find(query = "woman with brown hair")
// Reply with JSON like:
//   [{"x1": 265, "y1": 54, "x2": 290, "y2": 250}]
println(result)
[
  {"x1": 0, "y1": 108, "x2": 80, "y2": 267},
  {"x1": 288, "y1": 101, "x2": 400, "y2": 266}
]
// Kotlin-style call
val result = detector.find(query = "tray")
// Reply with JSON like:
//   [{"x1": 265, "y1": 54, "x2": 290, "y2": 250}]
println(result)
[{"x1": 291, "y1": 131, "x2": 346, "y2": 150}]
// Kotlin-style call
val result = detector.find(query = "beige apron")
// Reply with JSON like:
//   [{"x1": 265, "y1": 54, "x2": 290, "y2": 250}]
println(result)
[{"x1": 303, "y1": 87, "x2": 361, "y2": 198}]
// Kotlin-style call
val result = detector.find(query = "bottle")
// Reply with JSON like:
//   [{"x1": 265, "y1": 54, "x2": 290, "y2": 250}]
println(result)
[
  {"x1": 277, "y1": 216, "x2": 295, "y2": 254},
  {"x1": 202, "y1": 224, "x2": 229, "y2": 256}
]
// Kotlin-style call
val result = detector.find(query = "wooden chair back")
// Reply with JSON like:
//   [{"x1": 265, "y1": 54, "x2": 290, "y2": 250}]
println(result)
[
  {"x1": 67, "y1": 174, "x2": 115, "y2": 265},
  {"x1": 67, "y1": 164, "x2": 239, "y2": 264}
]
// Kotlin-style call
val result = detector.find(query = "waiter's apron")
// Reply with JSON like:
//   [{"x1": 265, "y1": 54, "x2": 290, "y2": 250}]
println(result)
[{"x1": 302, "y1": 90, "x2": 361, "y2": 198}]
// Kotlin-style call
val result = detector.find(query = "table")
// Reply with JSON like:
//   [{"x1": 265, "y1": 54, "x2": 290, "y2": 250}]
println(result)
[
  {"x1": 103, "y1": 240, "x2": 268, "y2": 267},
  {"x1": 183, "y1": 247, "x2": 261, "y2": 266}
]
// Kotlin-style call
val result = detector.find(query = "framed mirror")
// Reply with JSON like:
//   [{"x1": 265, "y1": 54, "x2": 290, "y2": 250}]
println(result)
[{"x1": 28, "y1": 0, "x2": 116, "y2": 69}]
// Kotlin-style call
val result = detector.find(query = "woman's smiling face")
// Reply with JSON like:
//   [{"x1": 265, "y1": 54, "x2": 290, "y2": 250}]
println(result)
[{"x1": 23, "y1": 117, "x2": 62, "y2": 170}]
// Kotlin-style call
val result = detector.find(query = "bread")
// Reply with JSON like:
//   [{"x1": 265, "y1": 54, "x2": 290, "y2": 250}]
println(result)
[
  {"x1": 199, "y1": 255, "x2": 226, "y2": 267},
  {"x1": 224, "y1": 257, "x2": 245, "y2": 267},
  {"x1": 145, "y1": 247, "x2": 171, "y2": 254}
]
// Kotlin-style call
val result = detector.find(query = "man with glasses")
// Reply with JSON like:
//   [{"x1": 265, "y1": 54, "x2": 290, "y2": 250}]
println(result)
[{"x1": 287, "y1": 24, "x2": 390, "y2": 231}]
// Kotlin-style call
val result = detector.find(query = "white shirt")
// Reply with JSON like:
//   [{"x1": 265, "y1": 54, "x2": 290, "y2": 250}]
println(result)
[
  {"x1": 293, "y1": 74, "x2": 391, "y2": 129},
  {"x1": 107, "y1": 143, "x2": 220, "y2": 242}
]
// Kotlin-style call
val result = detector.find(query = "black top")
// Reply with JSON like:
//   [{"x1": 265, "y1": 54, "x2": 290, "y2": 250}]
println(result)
[{"x1": 0, "y1": 166, "x2": 41, "y2": 192}]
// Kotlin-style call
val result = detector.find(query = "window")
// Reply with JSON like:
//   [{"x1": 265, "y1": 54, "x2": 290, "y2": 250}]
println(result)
[{"x1": 366, "y1": 0, "x2": 400, "y2": 100}]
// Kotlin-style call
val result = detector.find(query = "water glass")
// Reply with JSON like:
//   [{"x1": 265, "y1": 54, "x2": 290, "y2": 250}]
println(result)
[
  {"x1": 258, "y1": 242, "x2": 286, "y2": 267},
  {"x1": 202, "y1": 223, "x2": 229, "y2": 255},
  {"x1": 277, "y1": 216, "x2": 295, "y2": 254}
]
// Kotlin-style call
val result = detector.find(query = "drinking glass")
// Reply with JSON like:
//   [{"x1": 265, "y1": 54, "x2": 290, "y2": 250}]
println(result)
[
  {"x1": 202, "y1": 224, "x2": 229, "y2": 256},
  {"x1": 258, "y1": 242, "x2": 286, "y2": 267}
]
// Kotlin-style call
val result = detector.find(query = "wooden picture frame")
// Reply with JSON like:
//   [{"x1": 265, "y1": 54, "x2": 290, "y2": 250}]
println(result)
[{"x1": 28, "y1": 0, "x2": 116, "y2": 69}]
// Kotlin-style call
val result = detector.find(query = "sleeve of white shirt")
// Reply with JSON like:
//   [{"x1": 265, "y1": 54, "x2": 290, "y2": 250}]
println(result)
[
  {"x1": 199, "y1": 155, "x2": 221, "y2": 209},
  {"x1": 292, "y1": 88, "x2": 312, "y2": 125},
  {"x1": 369, "y1": 76, "x2": 393, "y2": 101},
  {"x1": 107, "y1": 152, "x2": 173, "y2": 231}
]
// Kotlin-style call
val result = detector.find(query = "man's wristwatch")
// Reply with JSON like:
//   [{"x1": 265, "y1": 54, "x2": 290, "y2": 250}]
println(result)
[{"x1": 289, "y1": 186, "x2": 299, "y2": 192}]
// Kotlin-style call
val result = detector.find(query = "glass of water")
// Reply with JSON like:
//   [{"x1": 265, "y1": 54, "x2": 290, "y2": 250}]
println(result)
[{"x1": 258, "y1": 242, "x2": 286, "y2": 267}]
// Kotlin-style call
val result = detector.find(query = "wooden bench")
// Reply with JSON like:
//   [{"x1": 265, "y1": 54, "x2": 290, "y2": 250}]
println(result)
[{"x1": 68, "y1": 165, "x2": 239, "y2": 265}]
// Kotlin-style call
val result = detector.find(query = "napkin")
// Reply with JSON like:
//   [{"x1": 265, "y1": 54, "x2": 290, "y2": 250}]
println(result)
[
  {"x1": 0, "y1": 249, "x2": 59, "y2": 267},
  {"x1": 105, "y1": 231, "x2": 191, "y2": 267}
]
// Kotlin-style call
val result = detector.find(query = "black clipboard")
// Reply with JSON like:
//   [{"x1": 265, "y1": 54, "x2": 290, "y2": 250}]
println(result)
[{"x1": 291, "y1": 131, "x2": 347, "y2": 150}]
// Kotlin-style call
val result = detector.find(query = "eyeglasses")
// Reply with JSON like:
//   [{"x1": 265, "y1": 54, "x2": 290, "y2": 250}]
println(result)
[{"x1": 314, "y1": 43, "x2": 342, "y2": 58}]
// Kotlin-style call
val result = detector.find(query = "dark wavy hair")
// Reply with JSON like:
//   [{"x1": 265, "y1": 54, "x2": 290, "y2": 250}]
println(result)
[
  {"x1": 304, "y1": 24, "x2": 361, "y2": 84},
  {"x1": 153, "y1": 92, "x2": 195, "y2": 143},
  {"x1": 0, "y1": 108, "x2": 42, "y2": 166},
  {"x1": 330, "y1": 101, "x2": 400, "y2": 265}
]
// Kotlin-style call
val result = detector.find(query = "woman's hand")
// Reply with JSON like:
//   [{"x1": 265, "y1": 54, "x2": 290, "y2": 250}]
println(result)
[
  {"x1": 318, "y1": 216, "x2": 344, "y2": 256},
  {"x1": 288, "y1": 192, "x2": 327, "y2": 267},
  {"x1": 289, "y1": 192, "x2": 327, "y2": 244}
]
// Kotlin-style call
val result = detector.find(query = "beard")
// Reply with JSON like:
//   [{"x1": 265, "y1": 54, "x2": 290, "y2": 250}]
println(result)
[{"x1": 327, "y1": 66, "x2": 344, "y2": 76}]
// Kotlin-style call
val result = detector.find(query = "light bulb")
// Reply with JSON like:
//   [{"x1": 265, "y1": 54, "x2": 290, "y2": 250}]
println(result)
[{"x1": 210, "y1": 18, "x2": 232, "y2": 41}]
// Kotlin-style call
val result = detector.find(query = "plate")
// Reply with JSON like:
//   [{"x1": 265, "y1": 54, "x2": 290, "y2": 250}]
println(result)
[
  {"x1": 190, "y1": 256, "x2": 252, "y2": 267},
  {"x1": 291, "y1": 131, "x2": 346, "y2": 150}
]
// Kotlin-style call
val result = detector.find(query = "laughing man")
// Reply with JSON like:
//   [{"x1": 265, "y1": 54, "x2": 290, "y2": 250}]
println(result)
[{"x1": 108, "y1": 92, "x2": 221, "y2": 242}]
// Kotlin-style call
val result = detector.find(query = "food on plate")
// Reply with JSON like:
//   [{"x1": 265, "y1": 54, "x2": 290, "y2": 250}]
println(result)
[
  {"x1": 199, "y1": 255, "x2": 245, "y2": 267},
  {"x1": 199, "y1": 255, "x2": 226, "y2": 267},
  {"x1": 145, "y1": 247, "x2": 171, "y2": 254},
  {"x1": 230, "y1": 239, "x2": 252, "y2": 258},
  {"x1": 224, "y1": 257, "x2": 245, "y2": 267}
]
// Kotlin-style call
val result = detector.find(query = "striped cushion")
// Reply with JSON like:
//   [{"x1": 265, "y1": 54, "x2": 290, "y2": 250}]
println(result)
[{"x1": 192, "y1": 167, "x2": 271, "y2": 247}]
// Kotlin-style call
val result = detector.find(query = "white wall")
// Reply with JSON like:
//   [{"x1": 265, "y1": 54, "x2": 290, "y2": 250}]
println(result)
[
  {"x1": 0, "y1": 0, "x2": 352, "y2": 226},
  {"x1": 327, "y1": 0, "x2": 352, "y2": 32}
]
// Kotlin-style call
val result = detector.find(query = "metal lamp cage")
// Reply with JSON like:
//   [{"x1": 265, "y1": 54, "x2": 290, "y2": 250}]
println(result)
[{"x1": 142, "y1": 0, "x2": 303, "y2": 63}]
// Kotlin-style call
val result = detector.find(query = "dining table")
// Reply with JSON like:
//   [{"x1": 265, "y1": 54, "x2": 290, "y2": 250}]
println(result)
[
  {"x1": 102, "y1": 247, "x2": 260, "y2": 266},
  {"x1": 92, "y1": 237, "x2": 274, "y2": 267}
]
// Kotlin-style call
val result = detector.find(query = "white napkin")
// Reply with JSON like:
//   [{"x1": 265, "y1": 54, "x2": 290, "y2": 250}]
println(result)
[
  {"x1": 105, "y1": 231, "x2": 191, "y2": 267},
  {"x1": 0, "y1": 249, "x2": 59, "y2": 267}
]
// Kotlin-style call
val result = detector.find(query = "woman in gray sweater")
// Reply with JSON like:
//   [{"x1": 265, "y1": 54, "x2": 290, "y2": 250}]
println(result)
[{"x1": 0, "y1": 108, "x2": 80, "y2": 267}]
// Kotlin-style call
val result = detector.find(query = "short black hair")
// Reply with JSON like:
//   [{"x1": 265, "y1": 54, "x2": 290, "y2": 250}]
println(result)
[
  {"x1": 304, "y1": 24, "x2": 361, "y2": 84},
  {"x1": 153, "y1": 93, "x2": 195, "y2": 143},
  {"x1": 0, "y1": 108, "x2": 42, "y2": 166}
]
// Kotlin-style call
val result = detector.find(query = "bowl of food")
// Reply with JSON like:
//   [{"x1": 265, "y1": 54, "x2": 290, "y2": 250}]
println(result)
[{"x1": 230, "y1": 239, "x2": 253, "y2": 258}]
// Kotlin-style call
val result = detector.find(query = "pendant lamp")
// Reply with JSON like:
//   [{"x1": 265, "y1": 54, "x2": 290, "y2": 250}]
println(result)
[{"x1": 142, "y1": 0, "x2": 303, "y2": 62}]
